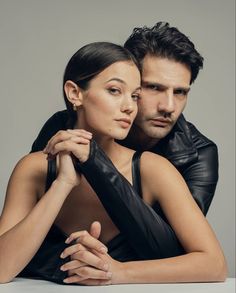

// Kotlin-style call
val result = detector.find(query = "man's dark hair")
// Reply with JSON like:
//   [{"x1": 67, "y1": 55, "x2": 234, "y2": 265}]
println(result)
[{"x1": 124, "y1": 22, "x2": 203, "y2": 84}]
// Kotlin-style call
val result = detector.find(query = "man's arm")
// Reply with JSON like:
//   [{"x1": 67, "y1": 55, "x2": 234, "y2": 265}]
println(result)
[
  {"x1": 31, "y1": 110, "x2": 68, "y2": 152},
  {"x1": 185, "y1": 122, "x2": 219, "y2": 215},
  {"x1": 157, "y1": 115, "x2": 219, "y2": 216}
]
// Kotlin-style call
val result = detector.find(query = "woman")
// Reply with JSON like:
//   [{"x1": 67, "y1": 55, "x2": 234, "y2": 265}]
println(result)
[{"x1": 0, "y1": 42, "x2": 227, "y2": 284}]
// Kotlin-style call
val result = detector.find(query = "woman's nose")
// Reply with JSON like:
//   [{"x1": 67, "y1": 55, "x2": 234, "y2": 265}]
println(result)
[{"x1": 120, "y1": 96, "x2": 135, "y2": 114}]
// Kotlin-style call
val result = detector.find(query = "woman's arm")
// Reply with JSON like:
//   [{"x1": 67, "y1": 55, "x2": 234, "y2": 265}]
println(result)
[
  {"x1": 117, "y1": 152, "x2": 226, "y2": 283},
  {"x1": 0, "y1": 152, "x2": 78, "y2": 283},
  {"x1": 75, "y1": 139, "x2": 183, "y2": 259},
  {"x1": 62, "y1": 152, "x2": 227, "y2": 284}
]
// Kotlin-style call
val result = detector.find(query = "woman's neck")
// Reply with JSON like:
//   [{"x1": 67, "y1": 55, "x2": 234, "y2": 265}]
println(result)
[{"x1": 74, "y1": 119, "x2": 122, "y2": 164}]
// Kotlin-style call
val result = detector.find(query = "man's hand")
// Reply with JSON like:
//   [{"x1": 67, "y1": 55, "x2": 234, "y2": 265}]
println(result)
[{"x1": 60, "y1": 222, "x2": 120, "y2": 285}]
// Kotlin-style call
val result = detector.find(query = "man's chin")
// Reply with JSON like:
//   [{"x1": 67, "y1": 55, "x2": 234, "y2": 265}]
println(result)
[{"x1": 142, "y1": 126, "x2": 172, "y2": 140}]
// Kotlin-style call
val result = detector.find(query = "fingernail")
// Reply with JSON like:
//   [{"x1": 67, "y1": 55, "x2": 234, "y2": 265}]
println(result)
[
  {"x1": 65, "y1": 237, "x2": 70, "y2": 244},
  {"x1": 107, "y1": 272, "x2": 112, "y2": 278},
  {"x1": 103, "y1": 264, "x2": 109, "y2": 271},
  {"x1": 63, "y1": 278, "x2": 69, "y2": 283},
  {"x1": 60, "y1": 253, "x2": 65, "y2": 258},
  {"x1": 100, "y1": 246, "x2": 108, "y2": 253},
  {"x1": 60, "y1": 266, "x2": 65, "y2": 271}
]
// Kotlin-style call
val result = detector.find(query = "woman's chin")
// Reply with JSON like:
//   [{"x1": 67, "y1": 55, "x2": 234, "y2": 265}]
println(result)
[{"x1": 113, "y1": 133, "x2": 129, "y2": 141}]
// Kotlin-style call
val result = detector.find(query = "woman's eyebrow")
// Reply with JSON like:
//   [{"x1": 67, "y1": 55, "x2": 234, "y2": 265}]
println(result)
[
  {"x1": 106, "y1": 78, "x2": 141, "y2": 91},
  {"x1": 106, "y1": 77, "x2": 126, "y2": 84}
]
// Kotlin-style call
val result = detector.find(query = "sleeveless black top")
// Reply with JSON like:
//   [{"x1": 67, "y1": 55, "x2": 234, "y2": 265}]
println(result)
[{"x1": 18, "y1": 152, "x2": 142, "y2": 283}]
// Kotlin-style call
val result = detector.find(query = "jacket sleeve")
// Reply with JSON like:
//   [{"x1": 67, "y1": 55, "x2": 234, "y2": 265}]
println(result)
[
  {"x1": 75, "y1": 140, "x2": 184, "y2": 259},
  {"x1": 30, "y1": 110, "x2": 68, "y2": 152},
  {"x1": 31, "y1": 112, "x2": 184, "y2": 259},
  {"x1": 181, "y1": 124, "x2": 219, "y2": 215}
]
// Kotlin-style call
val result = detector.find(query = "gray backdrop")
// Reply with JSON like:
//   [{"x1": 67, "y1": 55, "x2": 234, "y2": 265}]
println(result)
[{"x1": 0, "y1": 0, "x2": 235, "y2": 277}]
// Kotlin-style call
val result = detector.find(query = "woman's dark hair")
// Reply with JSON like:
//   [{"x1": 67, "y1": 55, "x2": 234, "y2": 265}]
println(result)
[
  {"x1": 124, "y1": 22, "x2": 203, "y2": 84},
  {"x1": 63, "y1": 42, "x2": 140, "y2": 127}
]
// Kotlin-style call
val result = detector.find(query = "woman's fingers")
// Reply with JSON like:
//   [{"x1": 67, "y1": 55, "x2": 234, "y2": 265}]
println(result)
[
  {"x1": 44, "y1": 129, "x2": 92, "y2": 154},
  {"x1": 63, "y1": 266, "x2": 112, "y2": 284},
  {"x1": 65, "y1": 230, "x2": 107, "y2": 254},
  {"x1": 89, "y1": 221, "x2": 102, "y2": 239},
  {"x1": 61, "y1": 243, "x2": 108, "y2": 271},
  {"x1": 76, "y1": 278, "x2": 112, "y2": 286},
  {"x1": 60, "y1": 259, "x2": 86, "y2": 272},
  {"x1": 49, "y1": 139, "x2": 85, "y2": 155}
]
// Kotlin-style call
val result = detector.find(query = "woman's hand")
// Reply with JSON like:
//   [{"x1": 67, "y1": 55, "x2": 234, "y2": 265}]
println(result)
[
  {"x1": 44, "y1": 129, "x2": 92, "y2": 163},
  {"x1": 43, "y1": 129, "x2": 92, "y2": 187},
  {"x1": 56, "y1": 151, "x2": 81, "y2": 188},
  {"x1": 60, "y1": 222, "x2": 124, "y2": 285}
]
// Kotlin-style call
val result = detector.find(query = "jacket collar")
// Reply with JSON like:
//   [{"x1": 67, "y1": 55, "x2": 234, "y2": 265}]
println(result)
[{"x1": 152, "y1": 114, "x2": 198, "y2": 167}]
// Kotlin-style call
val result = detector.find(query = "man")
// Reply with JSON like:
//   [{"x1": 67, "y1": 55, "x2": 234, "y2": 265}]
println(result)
[{"x1": 32, "y1": 22, "x2": 218, "y2": 216}]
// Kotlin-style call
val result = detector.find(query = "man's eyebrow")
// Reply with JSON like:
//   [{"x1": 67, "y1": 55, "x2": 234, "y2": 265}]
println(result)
[
  {"x1": 141, "y1": 81, "x2": 167, "y2": 89},
  {"x1": 174, "y1": 87, "x2": 191, "y2": 93},
  {"x1": 142, "y1": 81, "x2": 190, "y2": 92}
]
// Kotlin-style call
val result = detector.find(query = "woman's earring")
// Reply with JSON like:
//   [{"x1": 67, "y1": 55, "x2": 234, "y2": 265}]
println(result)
[{"x1": 73, "y1": 104, "x2": 77, "y2": 111}]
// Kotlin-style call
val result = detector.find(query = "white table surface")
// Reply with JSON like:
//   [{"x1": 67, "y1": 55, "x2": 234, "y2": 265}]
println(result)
[{"x1": 0, "y1": 278, "x2": 235, "y2": 293}]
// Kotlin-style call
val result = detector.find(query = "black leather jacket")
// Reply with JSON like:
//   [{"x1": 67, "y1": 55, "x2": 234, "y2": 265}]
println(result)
[
  {"x1": 31, "y1": 110, "x2": 219, "y2": 216},
  {"x1": 152, "y1": 114, "x2": 219, "y2": 215}
]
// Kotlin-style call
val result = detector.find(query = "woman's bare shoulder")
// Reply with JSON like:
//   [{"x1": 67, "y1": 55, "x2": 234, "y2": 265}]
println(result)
[
  {"x1": 140, "y1": 151, "x2": 173, "y2": 170},
  {"x1": 11, "y1": 151, "x2": 48, "y2": 183},
  {"x1": 139, "y1": 151, "x2": 187, "y2": 198},
  {"x1": 16, "y1": 151, "x2": 47, "y2": 168}
]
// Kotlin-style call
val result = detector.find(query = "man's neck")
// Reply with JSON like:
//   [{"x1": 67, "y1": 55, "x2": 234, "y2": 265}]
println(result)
[{"x1": 124, "y1": 126, "x2": 160, "y2": 151}]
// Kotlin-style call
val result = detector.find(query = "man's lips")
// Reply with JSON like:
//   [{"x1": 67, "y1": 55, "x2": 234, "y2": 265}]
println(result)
[{"x1": 149, "y1": 117, "x2": 172, "y2": 127}]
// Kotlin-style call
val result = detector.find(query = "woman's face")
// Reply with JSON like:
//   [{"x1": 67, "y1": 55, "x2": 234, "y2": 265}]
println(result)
[{"x1": 78, "y1": 61, "x2": 141, "y2": 140}]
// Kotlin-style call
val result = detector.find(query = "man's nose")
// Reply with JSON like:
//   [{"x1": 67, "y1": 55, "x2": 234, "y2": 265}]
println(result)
[{"x1": 158, "y1": 90, "x2": 175, "y2": 114}]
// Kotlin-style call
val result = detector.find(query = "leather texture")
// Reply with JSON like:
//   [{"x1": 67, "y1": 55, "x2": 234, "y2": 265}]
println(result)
[
  {"x1": 154, "y1": 114, "x2": 219, "y2": 215},
  {"x1": 74, "y1": 140, "x2": 184, "y2": 259},
  {"x1": 30, "y1": 110, "x2": 219, "y2": 216}
]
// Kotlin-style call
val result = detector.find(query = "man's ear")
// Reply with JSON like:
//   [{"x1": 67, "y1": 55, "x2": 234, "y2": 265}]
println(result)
[{"x1": 64, "y1": 80, "x2": 83, "y2": 107}]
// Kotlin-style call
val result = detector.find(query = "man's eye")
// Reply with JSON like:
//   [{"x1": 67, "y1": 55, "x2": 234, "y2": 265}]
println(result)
[
  {"x1": 175, "y1": 89, "x2": 187, "y2": 96},
  {"x1": 145, "y1": 85, "x2": 160, "y2": 91}
]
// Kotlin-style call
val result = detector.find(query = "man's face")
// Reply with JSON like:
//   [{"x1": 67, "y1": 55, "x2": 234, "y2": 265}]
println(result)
[{"x1": 134, "y1": 55, "x2": 191, "y2": 142}]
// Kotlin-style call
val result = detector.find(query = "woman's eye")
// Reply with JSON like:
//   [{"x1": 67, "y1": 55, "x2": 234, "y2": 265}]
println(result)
[
  {"x1": 108, "y1": 88, "x2": 121, "y2": 95},
  {"x1": 132, "y1": 94, "x2": 140, "y2": 101}
]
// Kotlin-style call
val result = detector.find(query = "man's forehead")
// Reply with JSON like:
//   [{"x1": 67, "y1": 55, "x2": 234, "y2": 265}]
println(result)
[{"x1": 141, "y1": 55, "x2": 191, "y2": 87}]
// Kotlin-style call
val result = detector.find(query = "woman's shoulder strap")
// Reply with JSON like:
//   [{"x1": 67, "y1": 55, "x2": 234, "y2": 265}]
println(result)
[
  {"x1": 131, "y1": 151, "x2": 143, "y2": 198},
  {"x1": 45, "y1": 158, "x2": 57, "y2": 192}
]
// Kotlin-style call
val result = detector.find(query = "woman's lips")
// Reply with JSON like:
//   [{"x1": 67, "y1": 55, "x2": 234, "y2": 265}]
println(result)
[{"x1": 115, "y1": 118, "x2": 132, "y2": 128}]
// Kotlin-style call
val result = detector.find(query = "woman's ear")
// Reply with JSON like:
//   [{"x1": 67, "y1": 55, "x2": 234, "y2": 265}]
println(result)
[{"x1": 64, "y1": 80, "x2": 84, "y2": 108}]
